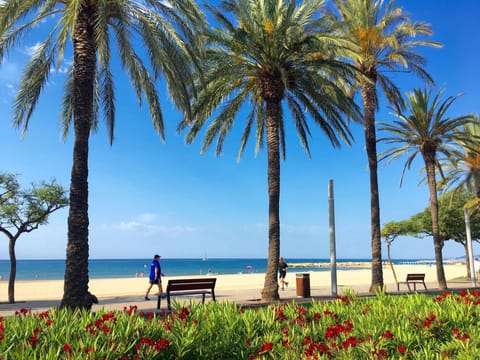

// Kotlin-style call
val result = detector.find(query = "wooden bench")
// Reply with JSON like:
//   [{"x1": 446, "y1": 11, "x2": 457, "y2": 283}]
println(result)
[
  {"x1": 397, "y1": 273, "x2": 427, "y2": 292},
  {"x1": 157, "y1": 278, "x2": 216, "y2": 310}
]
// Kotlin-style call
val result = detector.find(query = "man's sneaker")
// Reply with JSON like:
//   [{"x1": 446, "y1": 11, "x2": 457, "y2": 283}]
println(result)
[
  {"x1": 285, "y1": 282, "x2": 289, "y2": 288},
  {"x1": 145, "y1": 296, "x2": 150, "y2": 301}
]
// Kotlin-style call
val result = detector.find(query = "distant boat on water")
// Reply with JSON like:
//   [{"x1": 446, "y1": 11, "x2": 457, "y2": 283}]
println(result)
[{"x1": 202, "y1": 254, "x2": 208, "y2": 261}]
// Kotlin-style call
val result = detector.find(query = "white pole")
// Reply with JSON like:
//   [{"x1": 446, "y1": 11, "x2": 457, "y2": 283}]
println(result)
[
  {"x1": 464, "y1": 207, "x2": 477, "y2": 287},
  {"x1": 328, "y1": 180, "x2": 337, "y2": 296}
]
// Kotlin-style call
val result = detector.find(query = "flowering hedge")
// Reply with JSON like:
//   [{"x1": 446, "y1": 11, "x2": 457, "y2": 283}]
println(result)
[{"x1": 1, "y1": 290, "x2": 479, "y2": 359}]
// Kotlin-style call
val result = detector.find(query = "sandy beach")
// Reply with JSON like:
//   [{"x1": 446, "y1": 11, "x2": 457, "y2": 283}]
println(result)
[{"x1": 0, "y1": 263, "x2": 475, "y2": 316}]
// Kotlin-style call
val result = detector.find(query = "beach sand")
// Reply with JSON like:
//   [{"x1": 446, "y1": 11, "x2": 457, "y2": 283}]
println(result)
[{"x1": 0, "y1": 263, "x2": 475, "y2": 316}]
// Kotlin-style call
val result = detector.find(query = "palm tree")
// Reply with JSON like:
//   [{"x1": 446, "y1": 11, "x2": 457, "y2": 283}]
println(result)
[
  {"x1": 440, "y1": 117, "x2": 480, "y2": 201},
  {"x1": 178, "y1": 0, "x2": 361, "y2": 301},
  {"x1": 378, "y1": 87, "x2": 472, "y2": 290},
  {"x1": 439, "y1": 117, "x2": 480, "y2": 276},
  {"x1": 332, "y1": 0, "x2": 441, "y2": 292},
  {"x1": 0, "y1": 0, "x2": 204, "y2": 309}
]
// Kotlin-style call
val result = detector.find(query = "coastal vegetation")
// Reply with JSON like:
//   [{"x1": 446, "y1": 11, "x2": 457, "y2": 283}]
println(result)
[
  {"x1": 1, "y1": 291, "x2": 480, "y2": 358},
  {"x1": 0, "y1": 173, "x2": 68, "y2": 303},
  {"x1": 379, "y1": 88, "x2": 474, "y2": 289},
  {"x1": 178, "y1": 0, "x2": 361, "y2": 302},
  {"x1": 331, "y1": 0, "x2": 441, "y2": 293},
  {"x1": 382, "y1": 189, "x2": 480, "y2": 278},
  {"x1": 0, "y1": 0, "x2": 205, "y2": 309},
  {"x1": 1, "y1": 0, "x2": 479, "y2": 309}
]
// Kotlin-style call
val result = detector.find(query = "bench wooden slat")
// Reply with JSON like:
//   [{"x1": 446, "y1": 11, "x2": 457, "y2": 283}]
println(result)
[
  {"x1": 168, "y1": 281, "x2": 216, "y2": 292},
  {"x1": 158, "y1": 278, "x2": 217, "y2": 310}
]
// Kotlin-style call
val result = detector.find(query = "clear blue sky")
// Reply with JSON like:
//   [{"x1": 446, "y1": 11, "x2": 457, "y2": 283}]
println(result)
[{"x1": 1, "y1": 0, "x2": 479, "y2": 260}]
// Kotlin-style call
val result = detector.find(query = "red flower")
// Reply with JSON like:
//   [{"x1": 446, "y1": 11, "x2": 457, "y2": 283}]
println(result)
[
  {"x1": 64, "y1": 343, "x2": 72, "y2": 352},
  {"x1": 38, "y1": 311, "x2": 50, "y2": 319},
  {"x1": 398, "y1": 345, "x2": 406, "y2": 353},
  {"x1": 260, "y1": 342, "x2": 274, "y2": 352},
  {"x1": 178, "y1": 307, "x2": 190, "y2": 320},
  {"x1": 45, "y1": 320, "x2": 53, "y2": 327},
  {"x1": 381, "y1": 330, "x2": 394, "y2": 340},
  {"x1": 154, "y1": 338, "x2": 169, "y2": 351},
  {"x1": 342, "y1": 336, "x2": 358, "y2": 349},
  {"x1": 123, "y1": 305, "x2": 138, "y2": 315},
  {"x1": 28, "y1": 336, "x2": 38, "y2": 345},
  {"x1": 303, "y1": 335, "x2": 311, "y2": 345},
  {"x1": 453, "y1": 329, "x2": 471, "y2": 342},
  {"x1": 140, "y1": 337, "x2": 154, "y2": 346},
  {"x1": 85, "y1": 348, "x2": 94, "y2": 354},
  {"x1": 102, "y1": 312, "x2": 115, "y2": 321},
  {"x1": 15, "y1": 308, "x2": 31, "y2": 316},
  {"x1": 146, "y1": 312, "x2": 155, "y2": 319},
  {"x1": 275, "y1": 308, "x2": 286, "y2": 321}
]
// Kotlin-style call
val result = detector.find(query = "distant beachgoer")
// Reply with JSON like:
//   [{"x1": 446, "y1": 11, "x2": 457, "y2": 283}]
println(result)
[
  {"x1": 145, "y1": 254, "x2": 164, "y2": 300},
  {"x1": 278, "y1": 257, "x2": 289, "y2": 290}
]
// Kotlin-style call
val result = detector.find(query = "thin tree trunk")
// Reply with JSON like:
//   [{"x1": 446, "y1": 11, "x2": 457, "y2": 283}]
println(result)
[
  {"x1": 361, "y1": 73, "x2": 384, "y2": 293},
  {"x1": 8, "y1": 237, "x2": 17, "y2": 304},
  {"x1": 386, "y1": 240, "x2": 398, "y2": 285},
  {"x1": 61, "y1": 4, "x2": 96, "y2": 310},
  {"x1": 261, "y1": 99, "x2": 281, "y2": 302},
  {"x1": 424, "y1": 157, "x2": 447, "y2": 289}
]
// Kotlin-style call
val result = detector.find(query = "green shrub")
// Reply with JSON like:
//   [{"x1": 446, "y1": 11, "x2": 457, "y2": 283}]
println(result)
[{"x1": 1, "y1": 290, "x2": 479, "y2": 359}]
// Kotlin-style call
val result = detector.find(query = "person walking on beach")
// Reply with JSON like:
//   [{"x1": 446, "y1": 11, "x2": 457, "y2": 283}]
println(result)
[
  {"x1": 145, "y1": 254, "x2": 163, "y2": 300},
  {"x1": 278, "y1": 257, "x2": 289, "y2": 290}
]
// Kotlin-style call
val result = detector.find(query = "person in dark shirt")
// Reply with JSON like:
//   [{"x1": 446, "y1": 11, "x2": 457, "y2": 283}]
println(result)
[
  {"x1": 278, "y1": 257, "x2": 289, "y2": 290},
  {"x1": 145, "y1": 254, "x2": 163, "y2": 300}
]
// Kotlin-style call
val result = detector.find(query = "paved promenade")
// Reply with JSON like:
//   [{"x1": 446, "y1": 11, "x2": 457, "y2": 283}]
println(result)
[{"x1": 1, "y1": 278, "x2": 477, "y2": 317}]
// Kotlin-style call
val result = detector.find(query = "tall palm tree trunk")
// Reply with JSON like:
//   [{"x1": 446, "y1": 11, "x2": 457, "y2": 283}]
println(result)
[
  {"x1": 262, "y1": 100, "x2": 281, "y2": 302},
  {"x1": 424, "y1": 156, "x2": 447, "y2": 289},
  {"x1": 61, "y1": 5, "x2": 96, "y2": 309},
  {"x1": 361, "y1": 74, "x2": 384, "y2": 292}
]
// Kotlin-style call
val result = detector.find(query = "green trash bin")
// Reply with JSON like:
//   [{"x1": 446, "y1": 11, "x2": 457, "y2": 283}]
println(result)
[{"x1": 296, "y1": 273, "x2": 310, "y2": 297}]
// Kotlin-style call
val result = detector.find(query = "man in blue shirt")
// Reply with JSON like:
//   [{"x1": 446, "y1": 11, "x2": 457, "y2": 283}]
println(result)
[{"x1": 145, "y1": 254, "x2": 163, "y2": 300}]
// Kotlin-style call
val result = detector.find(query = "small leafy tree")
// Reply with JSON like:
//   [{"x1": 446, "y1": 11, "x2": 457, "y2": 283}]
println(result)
[
  {"x1": 381, "y1": 220, "x2": 420, "y2": 284},
  {"x1": 0, "y1": 173, "x2": 68, "y2": 303},
  {"x1": 382, "y1": 189, "x2": 480, "y2": 278},
  {"x1": 408, "y1": 190, "x2": 480, "y2": 278}
]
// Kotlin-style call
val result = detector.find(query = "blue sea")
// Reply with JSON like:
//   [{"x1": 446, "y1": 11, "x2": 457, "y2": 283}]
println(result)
[{"x1": 0, "y1": 258, "x2": 429, "y2": 281}]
